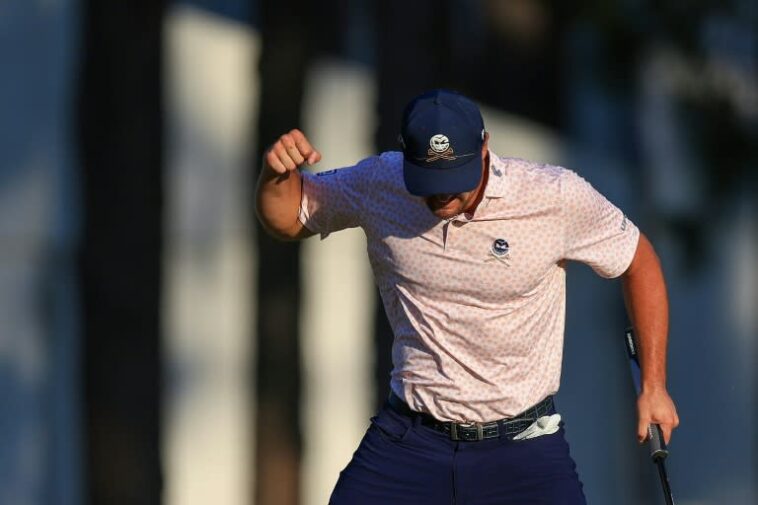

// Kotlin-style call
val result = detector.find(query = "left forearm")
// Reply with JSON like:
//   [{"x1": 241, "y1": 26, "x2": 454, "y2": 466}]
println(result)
[
  {"x1": 621, "y1": 232, "x2": 679, "y2": 443},
  {"x1": 621, "y1": 233, "x2": 670, "y2": 391}
]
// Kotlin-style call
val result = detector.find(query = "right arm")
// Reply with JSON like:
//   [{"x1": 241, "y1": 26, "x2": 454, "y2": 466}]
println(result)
[{"x1": 255, "y1": 129, "x2": 321, "y2": 241}]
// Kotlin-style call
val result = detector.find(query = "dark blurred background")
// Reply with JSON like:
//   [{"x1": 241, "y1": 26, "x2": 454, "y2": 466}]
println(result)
[{"x1": 0, "y1": 0, "x2": 755, "y2": 504}]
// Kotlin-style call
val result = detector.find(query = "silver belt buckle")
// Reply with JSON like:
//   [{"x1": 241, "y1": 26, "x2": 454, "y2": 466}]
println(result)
[{"x1": 450, "y1": 422, "x2": 485, "y2": 441}]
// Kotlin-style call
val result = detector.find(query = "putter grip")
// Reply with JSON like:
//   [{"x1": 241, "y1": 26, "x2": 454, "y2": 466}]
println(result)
[{"x1": 648, "y1": 424, "x2": 669, "y2": 462}]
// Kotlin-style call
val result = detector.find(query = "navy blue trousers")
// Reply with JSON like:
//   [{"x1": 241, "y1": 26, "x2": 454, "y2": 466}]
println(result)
[{"x1": 330, "y1": 401, "x2": 587, "y2": 505}]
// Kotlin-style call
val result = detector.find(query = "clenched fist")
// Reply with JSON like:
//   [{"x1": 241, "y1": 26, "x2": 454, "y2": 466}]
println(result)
[{"x1": 264, "y1": 129, "x2": 322, "y2": 174}]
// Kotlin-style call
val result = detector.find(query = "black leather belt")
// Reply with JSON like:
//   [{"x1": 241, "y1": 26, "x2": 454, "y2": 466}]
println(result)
[{"x1": 387, "y1": 392, "x2": 555, "y2": 441}]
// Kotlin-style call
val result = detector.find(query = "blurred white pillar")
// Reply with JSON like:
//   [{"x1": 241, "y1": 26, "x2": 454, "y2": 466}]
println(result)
[
  {"x1": 299, "y1": 60, "x2": 376, "y2": 505},
  {"x1": 164, "y1": 6, "x2": 258, "y2": 505},
  {"x1": 481, "y1": 106, "x2": 564, "y2": 165}
]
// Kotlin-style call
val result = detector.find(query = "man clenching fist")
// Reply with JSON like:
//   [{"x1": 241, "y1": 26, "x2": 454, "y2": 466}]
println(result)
[{"x1": 256, "y1": 129, "x2": 321, "y2": 240}]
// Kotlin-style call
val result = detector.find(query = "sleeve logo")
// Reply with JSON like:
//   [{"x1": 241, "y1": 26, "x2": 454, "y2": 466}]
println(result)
[{"x1": 316, "y1": 169, "x2": 338, "y2": 177}]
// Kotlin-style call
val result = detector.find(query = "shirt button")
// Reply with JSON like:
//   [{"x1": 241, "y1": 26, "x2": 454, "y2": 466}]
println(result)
[{"x1": 453, "y1": 221, "x2": 464, "y2": 227}]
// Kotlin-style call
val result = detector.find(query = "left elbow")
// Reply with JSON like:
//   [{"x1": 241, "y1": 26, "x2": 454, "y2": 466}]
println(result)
[{"x1": 623, "y1": 232, "x2": 660, "y2": 278}]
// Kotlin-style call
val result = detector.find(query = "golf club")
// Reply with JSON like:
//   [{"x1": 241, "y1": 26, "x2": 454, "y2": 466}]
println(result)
[{"x1": 624, "y1": 327, "x2": 675, "y2": 505}]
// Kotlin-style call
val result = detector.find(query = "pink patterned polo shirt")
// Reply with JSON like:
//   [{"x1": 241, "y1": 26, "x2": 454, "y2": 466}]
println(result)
[{"x1": 298, "y1": 151, "x2": 639, "y2": 423}]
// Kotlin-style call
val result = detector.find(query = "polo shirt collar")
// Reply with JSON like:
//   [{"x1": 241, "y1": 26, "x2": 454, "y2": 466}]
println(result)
[{"x1": 484, "y1": 150, "x2": 507, "y2": 199}]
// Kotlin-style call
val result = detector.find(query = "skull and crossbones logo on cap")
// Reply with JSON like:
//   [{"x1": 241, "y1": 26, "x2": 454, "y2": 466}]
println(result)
[{"x1": 426, "y1": 134, "x2": 456, "y2": 162}]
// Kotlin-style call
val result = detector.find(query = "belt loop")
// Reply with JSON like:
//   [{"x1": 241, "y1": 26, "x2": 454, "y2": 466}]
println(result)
[{"x1": 450, "y1": 423, "x2": 458, "y2": 441}]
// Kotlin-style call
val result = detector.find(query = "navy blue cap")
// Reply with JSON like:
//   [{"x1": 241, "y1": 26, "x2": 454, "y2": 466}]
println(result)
[{"x1": 400, "y1": 89, "x2": 486, "y2": 197}]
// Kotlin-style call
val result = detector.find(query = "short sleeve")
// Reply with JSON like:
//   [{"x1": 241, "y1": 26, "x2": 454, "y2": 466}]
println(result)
[
  {"x1": 561, "y1": 169, "x2": 640, "y2": 278},
  {"x1": 298, "y1": 156, "x2": 378, "y2": 238}
]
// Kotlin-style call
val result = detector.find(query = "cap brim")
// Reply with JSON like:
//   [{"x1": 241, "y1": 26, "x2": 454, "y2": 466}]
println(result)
[{"x1": 403, "y1": 155, "x2": 483, "y2": 197}]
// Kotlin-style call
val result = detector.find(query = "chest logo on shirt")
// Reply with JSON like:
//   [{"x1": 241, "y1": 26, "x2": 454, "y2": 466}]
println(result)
[
  {"x1": 426, "y1": 134, "x2": 456, "y2": 162},
  {"x1": 491, "y1": 238, "x2": 509, "y2": 256},
  {"x1": 486, "y1": 238, "x2": 511, "y2": 265}
]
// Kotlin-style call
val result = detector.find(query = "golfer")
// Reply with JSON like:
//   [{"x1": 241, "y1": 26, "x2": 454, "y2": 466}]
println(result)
[{"x1": 256, "y1": 89, "x2": 679, "y2": 504}]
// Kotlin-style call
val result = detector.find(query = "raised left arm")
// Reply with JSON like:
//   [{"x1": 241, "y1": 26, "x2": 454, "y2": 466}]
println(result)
[{"x1": 621, "y1": 232, "x2": 680, "y2": 444}]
